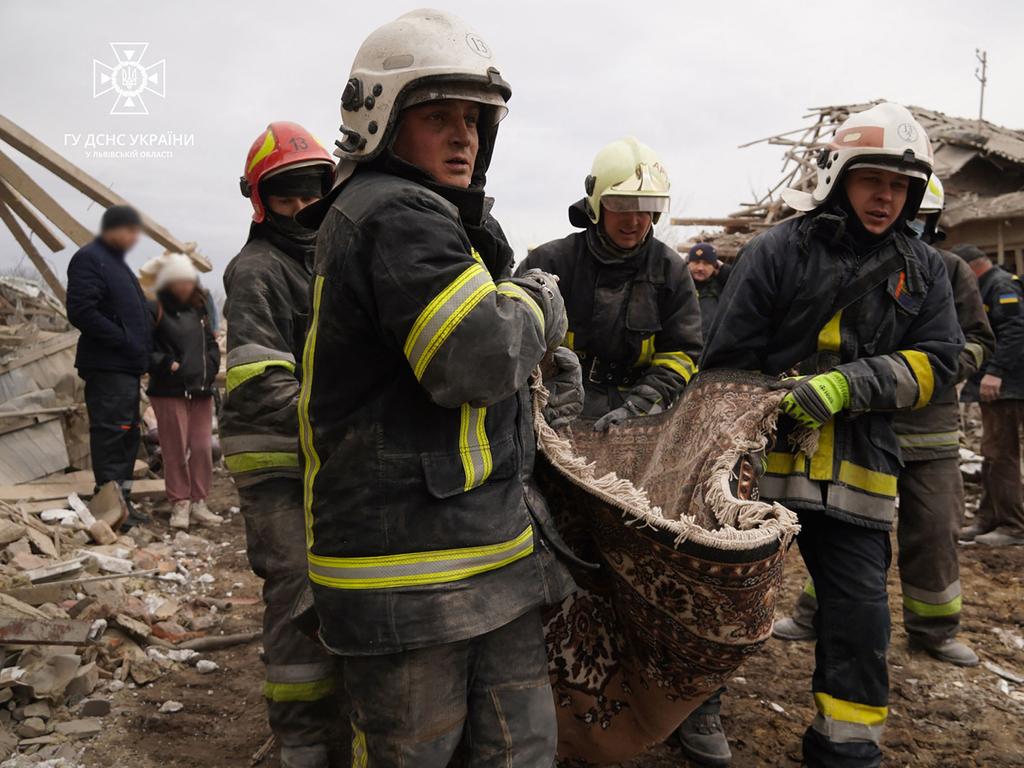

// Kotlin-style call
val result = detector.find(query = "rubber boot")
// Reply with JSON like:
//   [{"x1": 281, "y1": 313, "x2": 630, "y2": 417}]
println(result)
[
  {"x1": 280, "y1": 743, "x2": 330, "y2": 768},
  {"x1": 909, "y1": 636, "x2": 980, "y2": 667},
  {"x1": 974, "y1": 527, "x2": 1024, "y2": 547},
  {"x1": 676, "y1": 691, "x2": 731, "y2": 766},
  {"x1": 772, "y1": 616, "x2": 817, "y2": 642}
]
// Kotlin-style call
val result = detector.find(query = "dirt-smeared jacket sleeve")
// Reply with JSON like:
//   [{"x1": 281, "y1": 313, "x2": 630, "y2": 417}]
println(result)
[
  {"x1": 369, "y1": 197, "x2": 550, "y2": 409},
  {"x1": 946, "y1": 253, "x2": 994, "y2": 381}
]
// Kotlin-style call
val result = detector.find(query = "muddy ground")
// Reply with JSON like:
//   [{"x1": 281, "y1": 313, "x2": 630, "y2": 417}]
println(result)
[{"x1": 77, "y1": 472, "x2": 1023, "y2": 768}]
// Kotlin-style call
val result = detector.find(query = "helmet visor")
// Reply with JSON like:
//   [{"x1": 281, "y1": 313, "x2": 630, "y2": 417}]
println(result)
[
  {"x1": 404, "y1": 83, "x2": 509, "y2": 123},
  {"x1": 601, "y1": 195, "x2": 671, "y2": 214}
]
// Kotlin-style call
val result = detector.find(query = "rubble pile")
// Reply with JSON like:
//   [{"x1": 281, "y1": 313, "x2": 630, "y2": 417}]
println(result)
[{"x1": 0, "y1": 489, "x2": 246, "y2": 764}]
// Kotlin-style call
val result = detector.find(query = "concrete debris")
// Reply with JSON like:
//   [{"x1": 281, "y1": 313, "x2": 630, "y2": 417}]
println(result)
[
  {"x1": 52, "y1": 718, "x2": 101, "y2": 739},
  {"x1": 157, "y1": 700, "x2": 183, "y2": 714},
  {"x1": 983, "y1": 660, "x2": 1024, "y2": 685},
  {"x1": 195, "y1": 660, "x2": 218, "y2": 675}
]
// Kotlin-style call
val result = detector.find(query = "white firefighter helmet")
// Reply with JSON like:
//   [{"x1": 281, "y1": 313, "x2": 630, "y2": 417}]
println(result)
[
  {"x1": 584, "y1": 137, "x2": 671, "y2": 224},
  {"x1": 781, "y1": 102, "x2": 934, "y2": 215},
  {"x1": 333, "y1": 9, "x2": 511, "y2": 180},
  {"x1": 918, "y1": 173, "x2": 945, "y2": 214}
]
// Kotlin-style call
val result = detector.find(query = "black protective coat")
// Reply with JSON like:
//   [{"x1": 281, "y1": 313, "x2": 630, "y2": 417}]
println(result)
[{"x1": 961, "y1": 266, "x2": 1024, "y2": 402}]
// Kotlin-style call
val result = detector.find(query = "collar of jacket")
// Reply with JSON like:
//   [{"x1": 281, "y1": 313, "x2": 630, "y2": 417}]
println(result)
[
  {"x1": 568, "y1": 199, "x2": 655, "y2": 267},
  {"x1": 95, "y1": 236, "x2": 126, "y2": 260},
  {"x1": 377, "y1": 153, "x2": 490, "y2": 227},
  {"x1": 247, "y1": 221, "x2": 315, "y2": 268}
]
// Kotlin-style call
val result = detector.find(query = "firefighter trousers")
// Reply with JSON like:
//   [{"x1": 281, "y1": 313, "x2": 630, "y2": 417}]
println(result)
[
  {"x1": 343, "y1": 608, "x2": 556, "y2": 768},
  {"x1": 791, "y1": 458, "x2": 964, "y2": 646},
  {"x1": 239, "y1": 479, "x2": 342, "y2": 755},
  {"x1": 83, "y1": 370, "x2": 141, "y2": 493},
  {"x1": 797, "y1": 512, "x2": 891, "y2": 768}
]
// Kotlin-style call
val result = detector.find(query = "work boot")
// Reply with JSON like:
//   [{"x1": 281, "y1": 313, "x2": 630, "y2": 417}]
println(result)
[
  {"x1": 189, "y1": 500, "x2": 223, "y2": 527},
  {"x1": 280, "y1": 743, "x2": 330, "y2": 768},
  {"x1": 676, "y1": 695, "x2": 732, "y2": 766},
  {"x1": 974, "y1": 527, "x2": 1024, "y2": 547},
  {"x1": 772, "y1": 617, "x2": 817, "y2": 642},
  {"x1": 122, "y1": 502, "x2": 152, "y2": 530},
  {"x1": 958, "y1": 523, "x2": 991, "y2": 542},
  {"x1": 909, "y1": 636, "x2": 980, "y2": 667},
  {"x1": 169, "y1": 500, "x2": 190, "y2": 530}
]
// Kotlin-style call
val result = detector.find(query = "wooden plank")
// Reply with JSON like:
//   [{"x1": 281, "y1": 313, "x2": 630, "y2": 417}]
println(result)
[
  {"x1": 0, "y1": 115, "x2": 211, "y2": 272},
  {"x1": 0, "y1": 478, "x2": 164, "y2": 502},
  {"x1": 0, "y1": 201, "x2": 67, "y2": 302},
  {"x1": 0, "y1": 179, "x2": 63, "y2": 252},
  {"x1": 0, "y1": 149, "x2": 92, "y2": 246},
  {"x1": 0, "y1": 331, "x2": 78, "y2": 376}
]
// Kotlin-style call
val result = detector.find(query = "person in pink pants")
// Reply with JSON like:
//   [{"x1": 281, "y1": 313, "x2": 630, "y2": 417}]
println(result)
[{"x1": 147, "y1": 255, "x2": 222, "y2": 529}]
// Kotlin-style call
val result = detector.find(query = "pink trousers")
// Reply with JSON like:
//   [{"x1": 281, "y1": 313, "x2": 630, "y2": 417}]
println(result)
[{"x1": 150, "y1": 395, "x2": 214, "y2": 503}]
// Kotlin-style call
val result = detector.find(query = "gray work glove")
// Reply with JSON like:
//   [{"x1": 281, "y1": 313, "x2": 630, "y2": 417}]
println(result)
[
  {"x1": 543, "y1": 347, "x2": 584, "y2": 429},
  {"x1": 593, "y1": 384, "x2": 663, "y2": 432},
  {"x1": 505, "y1": 269, "x2": 568, "y2": 351}
]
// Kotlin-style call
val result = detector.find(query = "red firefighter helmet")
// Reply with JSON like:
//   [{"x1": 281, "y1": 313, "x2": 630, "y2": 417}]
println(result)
[{"x1": 240, "y1": 122, "x2": 334, "y2": 223}]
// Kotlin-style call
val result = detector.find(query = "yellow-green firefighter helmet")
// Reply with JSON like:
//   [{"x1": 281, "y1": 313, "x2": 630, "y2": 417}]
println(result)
[{"x1": 584, "y1": 137, "x2": 670, "y2": 224}]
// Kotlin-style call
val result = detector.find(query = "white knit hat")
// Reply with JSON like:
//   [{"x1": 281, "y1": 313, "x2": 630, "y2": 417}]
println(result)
[{"x1": 154, "y1": 253, "x2": 198, "y2": 290}]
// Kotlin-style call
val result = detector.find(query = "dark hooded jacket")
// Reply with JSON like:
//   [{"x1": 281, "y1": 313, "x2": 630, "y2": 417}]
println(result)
[
  {"x1": 146, "y1": 289, "x2": 219, "y2": 398},
  {"x1": 703, "y1": 205, "x2": 963, "y2": 529},
  {"x1": 298, "y1": 157, "x2": 574, "y2": 655},
  {"x1": 518, "y1": 201, "x2": 702, "y2": 416}
]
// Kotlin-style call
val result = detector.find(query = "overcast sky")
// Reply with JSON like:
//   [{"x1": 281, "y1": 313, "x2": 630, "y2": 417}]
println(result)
[{"x1": 1, "y1": 0, "x2": 1022, "y2": 291}]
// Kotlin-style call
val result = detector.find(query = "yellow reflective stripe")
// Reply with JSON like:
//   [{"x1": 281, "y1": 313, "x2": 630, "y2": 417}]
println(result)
[
  {"x1": 352, "y1": 724, "x2": 368, "y2": 768},
  {"x1": 308, "y1": 526, "x2": 534, "y2": 590},
  {"x1": 818, "y1": 310, "x2": 842, "y2": 353},
  {"x1": 803, "y1": 579, "x2": 816, "y2": 599},
  {"x1": 903, "y1": 594, "x2": 962, "y2": 618},
  {"x1": 403, "y1": 263, "x2": 496, "y2": 380},
  {"x1": 225, "y1": 359, "x2": 295, "y2": 393},
  {"x1": 637, "y1": 335, "x2": 655, "y2": 367},
  {"x1": 247, "y1": 130, "x2": 277, "y2": 173},
  {"x1": 651, "y1": 351, "x2": 698, "y2": 382},
  {"x1": 897, "y1": 350, "x2": 935, "y2": 409},
  {"x1": 837, "y1": 460, "x2": 897, "y2": 497},
  {"x1": 897, "y1": 431, "x2": 959, "y2": 449},
  {"x1": 459, "y1": 404, "x2": 492, "y2": 491},
  {"x1": 496, "y1": 282, "x2": 545, "y2": 332},
  {"x1": 262, "y1": 678, "x2": 334, "y2": 703},
  {"x1": 470, "y1": 247, "x2": 484, "y2": 264},
  {"x1": 765, "y1": 451, "x2": 807, "y2": 475},
  {"x1": 224, "y1": 451, "x2": 299, "y2": 473},
  {"x1": 809, "y1": 418, "x2": 835, "y2": 481},
  {"x1": 814, "y1": 693, "x2": 887, "y2": 727},
  {"x1": 299, "y1": 275, "x2": 326, "y2": 551},
  {"x1": 564, "y1": 330, "x2": 575, "y2": 350}
]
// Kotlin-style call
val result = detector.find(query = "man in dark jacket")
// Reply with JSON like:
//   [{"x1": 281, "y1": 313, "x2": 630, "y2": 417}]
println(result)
[
  {"x1": 704, "y1": 103, "x2": 962, "y2": 768},
  {"x1": 298, "y1": 10, "x2": 577, "y2": 766},
  {"x1": 686, "y1": 242, "x2": 731, "y2": 342},
  {"x1": 66, "y1": 205, "x2": 150, "y2": 520},
  {"x1": 955, "y1": 244, "x2": 1024, "y2": 546},
  {"x1": 773, "y1": 176, "x2": 994, "y2": 669},
  {"x1": 519, "y1": 137, "x2": 702, "y2": 432},
  {"x1": 221, "y1": 122, "x2": 340, "y2": 768}
]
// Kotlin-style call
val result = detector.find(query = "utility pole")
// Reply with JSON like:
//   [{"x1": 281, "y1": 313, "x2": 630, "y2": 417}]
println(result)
[{"x1": 975, "y1": 48, "x2": 988, "y2": 124}]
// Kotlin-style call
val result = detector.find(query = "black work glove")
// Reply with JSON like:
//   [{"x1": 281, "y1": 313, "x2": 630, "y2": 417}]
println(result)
[
  {"x1": 593, "y1": 384, "x2": 663, "y2": 432},
  {"x1": 502, "y1": 269, "x2": 568, "y2": 351},
  {"x1": 543, "y1": 347, "x2": 584, "y2": 429}
]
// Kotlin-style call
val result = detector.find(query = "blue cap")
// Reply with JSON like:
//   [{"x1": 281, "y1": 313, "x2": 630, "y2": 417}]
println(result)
[{"x1": 687, "y1": 242, "x2": 718, "y2": 263}]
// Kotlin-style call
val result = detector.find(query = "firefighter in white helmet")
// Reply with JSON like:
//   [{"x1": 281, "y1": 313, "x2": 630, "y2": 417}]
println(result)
[
  {"x1": 519, "y1": 137, "x2": 702, "y2": 432},
  {"x1": 297, "y1": 9, "x2": 577, "y2": 766},
  {"x1": 703, "y1": 103, "x2": 963, "y2": 768},
  {"x1": 774, "y1": 172, "x2": 992, "y2": 668}
]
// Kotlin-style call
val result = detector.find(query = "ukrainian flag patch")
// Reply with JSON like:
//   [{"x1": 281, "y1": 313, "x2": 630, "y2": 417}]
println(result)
[{"x1": 998, "y1": 294, "x2": 1020, "y2": 304}]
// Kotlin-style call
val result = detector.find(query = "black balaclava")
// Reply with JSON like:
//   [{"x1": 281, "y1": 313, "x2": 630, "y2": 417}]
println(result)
[{"x1": 252, "y1": 165, "x2": 329, "y2": 256}]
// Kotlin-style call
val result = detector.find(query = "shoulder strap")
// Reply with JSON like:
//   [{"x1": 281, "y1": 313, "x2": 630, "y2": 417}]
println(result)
[{"x1": 831, "y1": 248, "x2": 906, "y2": 315}]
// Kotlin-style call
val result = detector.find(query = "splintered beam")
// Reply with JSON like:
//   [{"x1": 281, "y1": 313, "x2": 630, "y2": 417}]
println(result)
[
  {"x1": 0, "y1": 179, "x2": 63, "y2": 252},
  {"x1": 0, "y1": 115, "x2": 211, "y2": 271},
  {"x1": 0, "y1": 199, "x2": 67, "y2": 302}
]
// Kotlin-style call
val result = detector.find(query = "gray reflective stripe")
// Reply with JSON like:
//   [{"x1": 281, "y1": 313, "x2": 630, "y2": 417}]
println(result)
[
  {"x1": 221, "y1": 434, "x2": 298, "y2": 455},
  {"x1": 896, "y1": 431, "x2": 960, "y2": 448},
  {"x1": 759, "y1": 474, "x2": 823, "y2": 506},
  {"x1": 403, "y1": 263, "x2": 495, "y2": 380},
  {"x1": 227, "y1": 343, "x2": 296, "y2": 369},
  {"x1": 811, "y1": 714, "x2": 884, "y2": 745},
  {"x1": 265, "y1": 662, "x2": 334, "y2": 684},
  {"x1": 308, "y1": 526, "x2": 534, "y2": 590},
  {"x1": 827, "y1": 484, "x2": 896, "y2": 523},
  {"x1": 964, "y1": 341, "x2": 985, "y2": 369},
  {"x1": 884, "y1": 354, "x2": 920, "y2": 409},
  {"x1": 902, "y1": 579, "x2": 961, "y2": 605}
]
